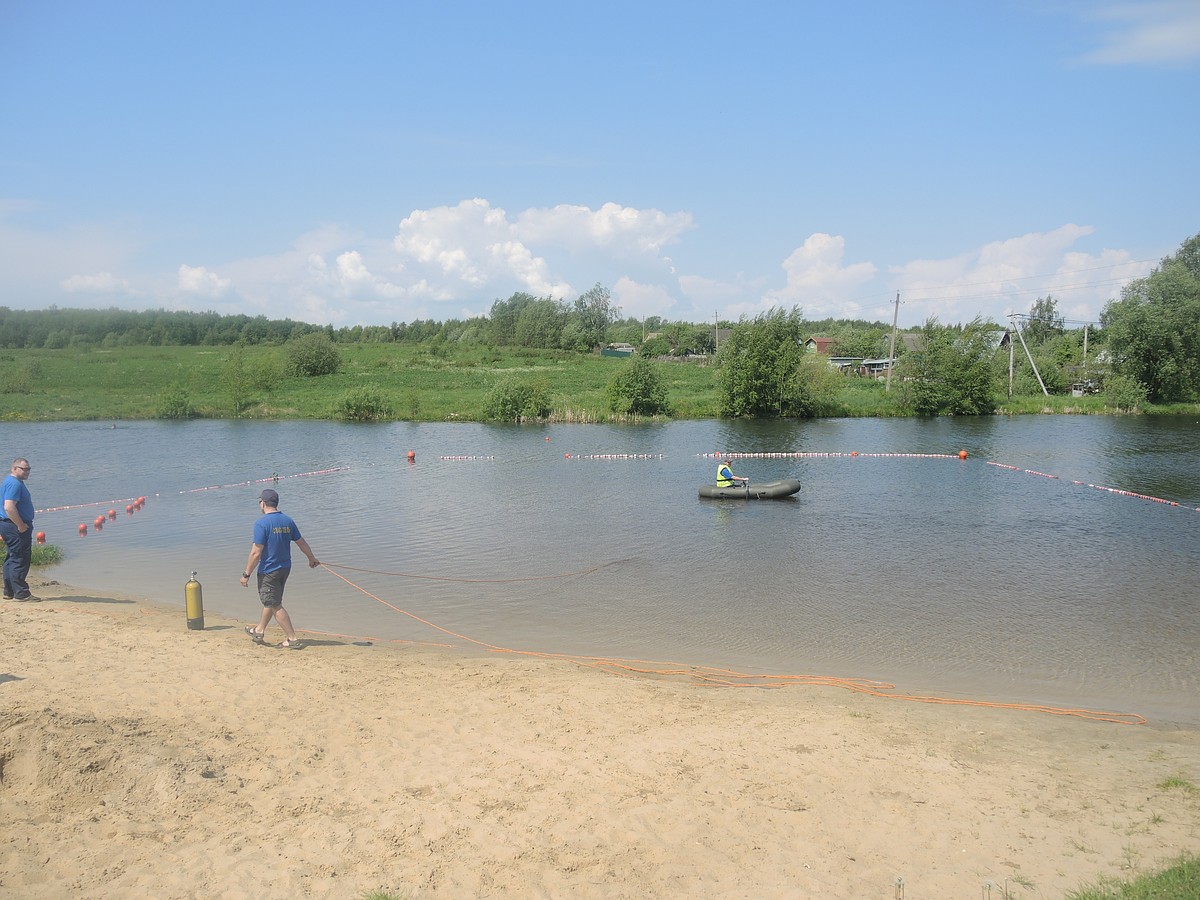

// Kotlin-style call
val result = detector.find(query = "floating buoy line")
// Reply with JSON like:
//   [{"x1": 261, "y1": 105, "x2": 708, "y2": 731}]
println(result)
[
  {"x1": 176, "y1": 466, "x2": 349, "y2": 494},
  {"x1": 987, "y1": 460, "x2": 1198, "y2": 511},
  {"x1": 318, "y1": 562, "x2": 1146, "y2": 726},
  {"x1": 37, "y1": 466, "x2": 351, "y2": 537}
]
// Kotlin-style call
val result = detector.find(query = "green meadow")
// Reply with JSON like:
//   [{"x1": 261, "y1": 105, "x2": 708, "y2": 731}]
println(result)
[{"x1": 0, "y1": 343, "x2": 1134, "y2": 423}]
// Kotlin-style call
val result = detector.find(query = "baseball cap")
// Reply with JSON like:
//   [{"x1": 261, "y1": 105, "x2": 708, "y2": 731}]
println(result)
[{"x1": 259, "y1": 488, "x2": 279, "y2": 505}]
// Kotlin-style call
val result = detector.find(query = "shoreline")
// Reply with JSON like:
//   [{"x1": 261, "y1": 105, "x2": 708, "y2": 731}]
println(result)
[{"x1": 2, "y1": 575, "x2": 1198, "y2": 898}]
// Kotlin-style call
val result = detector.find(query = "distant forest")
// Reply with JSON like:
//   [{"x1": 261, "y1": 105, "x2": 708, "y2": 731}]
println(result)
[{"x1": 0, "y1": 299, "x2": 898, "y2": 359}]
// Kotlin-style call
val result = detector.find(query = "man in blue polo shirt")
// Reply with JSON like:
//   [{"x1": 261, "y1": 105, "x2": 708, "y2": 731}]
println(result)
[
  {"x1": 239, "y1": 488, "x2": 320, "y2": 649},
  {"x1": 1, "y1": 457, "x2": 38, "y2": 601}
]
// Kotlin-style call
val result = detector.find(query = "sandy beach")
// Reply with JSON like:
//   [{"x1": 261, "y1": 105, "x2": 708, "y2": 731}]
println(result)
[{"x1": 1, "y1": 575, "x2": 1197, "y2": 899}]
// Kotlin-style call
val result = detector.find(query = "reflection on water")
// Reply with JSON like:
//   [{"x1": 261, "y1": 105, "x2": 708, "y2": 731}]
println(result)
[{"x1": 6, "y1": 416, "x2": 1199, "y2": 725}]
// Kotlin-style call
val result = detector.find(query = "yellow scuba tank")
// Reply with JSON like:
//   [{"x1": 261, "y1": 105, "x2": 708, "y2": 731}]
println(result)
[{"x1": 185, "y1": 571, "x2": 205, "y2": 630}]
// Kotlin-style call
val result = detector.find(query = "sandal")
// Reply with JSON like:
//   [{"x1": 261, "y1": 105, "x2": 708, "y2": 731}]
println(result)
[
  {"x1": 244, "y1": 625, "x2": 265, "y2": 643},
  {"x1": 278, "y1": 638, "x2": 303, "y2": 650}
]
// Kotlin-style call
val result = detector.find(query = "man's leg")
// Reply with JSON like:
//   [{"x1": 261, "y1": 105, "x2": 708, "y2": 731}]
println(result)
[
  {"x1": 9, "y1": 528, "x2": 32, "y2": 599},
  {"x1": 273, "y1": 606, "x2": 298, "y2": 642},
  {"x1": 0, "y1": 519, "x2": 16, "y2": 597},
  {"x1": 255, "y1": 605, "x2": 274, "y2": 636}
]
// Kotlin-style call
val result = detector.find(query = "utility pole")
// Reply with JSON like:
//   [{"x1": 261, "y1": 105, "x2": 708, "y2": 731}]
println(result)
[
  {"x1": 714, "y1": 311, "x2": 719, "y2": 352},
  {"x1": 1008, "y1": 329, "x2": 1015, "y2": 398},
  {"x1": 885, "y1": 292, "x2": 900, "y2": 392},
  {"x1": 1010, "y1": 314, "x2": 1049, "y2": 396}
]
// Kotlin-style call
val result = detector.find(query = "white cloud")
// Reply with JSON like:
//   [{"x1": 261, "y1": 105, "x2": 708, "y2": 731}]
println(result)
[
  {"x1": 749, "y1": 233, "x2": 877, "y2": 319},
  {"x1": 177, "y1": 264, "x2": 230, "y2": 297},
  {"x1": 1078, "y1": 1, "x2": 1200, "y2": 66},
  {"x1": 515, "y1": 202, "x2": 694, "y2": 256},
  {"x1": 889, "y1": 225, "x2": 1151, "y2": 325},
  {"x1": 61, "y1": 271, "x2": 132, "y2": 293},
  {"x1": 611, "y1": 276, "x2": 678, "y2": 321},
  {"x1": 392, "y1": 199, "x2": 566, "y2": 296}
]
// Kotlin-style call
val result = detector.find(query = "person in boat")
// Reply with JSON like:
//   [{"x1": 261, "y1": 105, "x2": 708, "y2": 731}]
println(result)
[{"x1": 716, "y1": 458, "x2": 748, "y2": 488}]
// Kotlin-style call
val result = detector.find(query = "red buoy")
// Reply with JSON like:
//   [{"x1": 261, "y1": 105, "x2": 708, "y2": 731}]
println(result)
[
  {"x1": 79, "y1": 523, "x2": 87, "y2": 535},
  {"x1": 108, "y1": 508, "x2": 117, "y2": 520},
  {"x1": 406, "y1": 450, "x2": 415, "y2": 461},
  {"x1": 958, "y1": 449, "x2": 968, "y2": 459},
  {"x1": 126, "y1": 504, "x2": 134, "y2": 514},
  {"x1": 36, "y1": 531, "x2": 45, "y2": 544}
]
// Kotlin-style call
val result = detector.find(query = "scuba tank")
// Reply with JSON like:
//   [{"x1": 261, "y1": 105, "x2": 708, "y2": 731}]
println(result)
[{"x1": 185, "y1": 571, "x2": 205, "y2": 630}]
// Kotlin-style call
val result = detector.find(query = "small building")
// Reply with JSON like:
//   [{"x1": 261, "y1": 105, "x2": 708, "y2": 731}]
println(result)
[
  {"x1": 803, "y1": 336, "x2": 836, "y2": 355},
  {"x1": 861, "y1": 358, "x2": 894, "y2": 378},
  {"x1": 600, "y1": 343, "x2": 635, "y2": 358},
  {"x1": 828, "y1": 356, "x2": 865, "y2": 373}
]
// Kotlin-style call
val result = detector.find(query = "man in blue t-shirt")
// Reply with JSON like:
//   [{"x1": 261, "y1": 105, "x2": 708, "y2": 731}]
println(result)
[
  {"x1": 239, "y1": 488, "x2": 320, "y2": 649},
  {"x1": 1, "y1": 457, "x2": 38, "y2": 601}
]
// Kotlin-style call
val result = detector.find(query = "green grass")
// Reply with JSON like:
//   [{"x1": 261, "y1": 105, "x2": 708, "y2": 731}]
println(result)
[
  {"x1": 0, "y1": 344, "x2": 723, "y2": 422},
  {"x1": 1066, "y1": 853, "x2": 1200, "y2": 899},
  {"x1": 0, "y1": 543, "x2": 64, "y2": 566},
  {"x1": 1157, "y1": 774, "x2": 1197, "y2": 794},
  {"x1": 1, "y1": 344, "x2": 1194, "y2": 422}
]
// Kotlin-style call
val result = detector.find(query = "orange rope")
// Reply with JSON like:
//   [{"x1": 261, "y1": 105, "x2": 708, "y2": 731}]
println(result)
[
  {"x1": 319, "y1": 565, "x2": 1147, "y2": 726},
  {"x1": 322, "y1": 560, "x2": 624, "y2": 584}
]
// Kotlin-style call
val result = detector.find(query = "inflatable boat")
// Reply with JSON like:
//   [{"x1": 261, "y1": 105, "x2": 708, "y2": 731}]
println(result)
[{"x1": 698, "y1": 478, "x2": 802, "y2": 500}]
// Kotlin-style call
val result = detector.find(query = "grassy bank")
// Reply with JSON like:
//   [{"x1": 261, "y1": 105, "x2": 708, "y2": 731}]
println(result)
[{"x1": 0, "y1": 344, "x2": 1185, "y2": 422}]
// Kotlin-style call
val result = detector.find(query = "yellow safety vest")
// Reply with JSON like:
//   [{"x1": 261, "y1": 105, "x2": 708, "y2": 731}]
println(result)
[{"x1": 717, "y1": 464, "x2": 735, "y2": 487}]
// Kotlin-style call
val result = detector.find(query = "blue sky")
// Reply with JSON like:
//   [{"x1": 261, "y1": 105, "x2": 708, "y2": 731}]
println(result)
[{"x1": 2, "y1": 1, "x2": 1197, "y2": 331}]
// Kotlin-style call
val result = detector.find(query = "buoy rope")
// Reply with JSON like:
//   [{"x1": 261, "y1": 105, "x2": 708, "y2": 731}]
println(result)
[
  {"x1": 39, "y1": 495, "x2": 145, "y2": 514},
  {"x1": 322, "y1": 559, "x2": 625, "y2": 584},
  {"x1": 176, "y1": 466, "x2": 350, "y2": 494},
  {"x1": 36, "y1": 466, "x2": 350, "y2": 515},
  {"x1": 318, "y1": 565, "x2": 1147, "y2": 725},
  {"x1": 987, "y1": 460, "x2": 1198, "y2": 511}
]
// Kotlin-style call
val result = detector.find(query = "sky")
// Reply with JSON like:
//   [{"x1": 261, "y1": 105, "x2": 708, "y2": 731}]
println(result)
[{"x1": 2, "y1": 1, "x2": 1198, "y2": 332}]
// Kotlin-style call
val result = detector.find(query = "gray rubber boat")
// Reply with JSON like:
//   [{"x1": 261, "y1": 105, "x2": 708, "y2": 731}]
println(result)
[{"x1": 698, "y1": 478, "x2": 802, "y2": 500}]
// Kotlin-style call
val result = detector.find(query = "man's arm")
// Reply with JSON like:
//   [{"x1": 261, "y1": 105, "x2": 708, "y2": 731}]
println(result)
[
  {"x1": 295, "y1": 537, "x2": 320, "y2": 568},
  {"x1": 240, "y1": 543, "x2": 264, "y2": 584},
  {"x1": 4, "y1": 498, "x2": 28, "y2": 531}
]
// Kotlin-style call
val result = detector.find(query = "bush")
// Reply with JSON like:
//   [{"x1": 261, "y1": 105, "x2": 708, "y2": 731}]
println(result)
[
  {"x1": 286, "y1": 333, "x2": 341, "y2": 377},
  {"x1": 337, "y1": 388, "x2": 394, "y2": 422},
  {"x1": 483, "y1": 376, "x2": 552, "y2": 421},
  {"x1": 607, "y1": 356, "x2": 671, "y2": 416},
  {"x1": 1104, "y1": 374, "x2": 1148, "y2": 412},
  {"x1": 251, "y1": 354, "x2": 283, "y2": 391},
  {"x1": 156, "y1": 388, "x2": 196, "y2": 419}
]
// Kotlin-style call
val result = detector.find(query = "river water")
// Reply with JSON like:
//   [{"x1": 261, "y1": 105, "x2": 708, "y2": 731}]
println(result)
[{"x1": 4, "y1": 416, "x2": 1198, "y2": 725}]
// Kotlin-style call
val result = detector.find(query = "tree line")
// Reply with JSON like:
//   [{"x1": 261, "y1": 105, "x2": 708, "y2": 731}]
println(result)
[{"x1": 3, "y1": 232, "x2": 1197, "y2": 416}]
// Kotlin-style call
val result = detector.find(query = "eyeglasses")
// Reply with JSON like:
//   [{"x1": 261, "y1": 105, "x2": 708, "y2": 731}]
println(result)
[{"x1": 14, "y1": 466, "x2": 29, "y2": 471}]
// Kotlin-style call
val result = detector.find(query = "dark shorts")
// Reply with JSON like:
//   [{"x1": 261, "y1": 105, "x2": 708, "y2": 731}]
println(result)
[{"x1": 257, "y1": 567, "x2": 291, "y2": 608}]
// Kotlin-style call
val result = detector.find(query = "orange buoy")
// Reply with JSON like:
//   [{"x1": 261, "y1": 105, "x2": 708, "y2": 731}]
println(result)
[
  {"x1": 406, "y1": 450, "x2": 415, "y2": 461},
  {"x1": 958, "y1": 449, "x2": 968, "y2": 459},
  {"x1": 126, "y1": 504, "x2": 134, "y2": 514},
  {"x1": 36, "y1": 531, "x2": 45, "y2": 544},
  {"x1": 79, "y1": 523, "x2": 87, "y2": 535},
  {"x1": 108, "y1": 508, "x2": 117, "y2": 520},
  {"x1": 851, "y1": 451, "x2": 858, "y2": 457}
]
